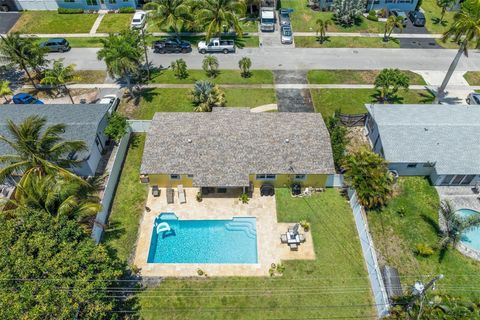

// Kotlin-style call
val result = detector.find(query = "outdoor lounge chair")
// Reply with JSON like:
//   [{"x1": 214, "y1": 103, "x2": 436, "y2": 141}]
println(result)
[
  {"x1": 299, "y1": 234, "x2": 306, "y2": 243},
  {"x1": 152, "y1": 185, "x2": 160, "y2": 197},
  {"x1": 288, "y1": 223, "x2": 300, "y2": 234},
  {"x1": 280, "y1": 234, "x2": 288, "y2": 243},
  {"x1": 178, "y1": 184, "x2": 186, "y2": 204},
  {"x1": 289, "y1": 243, "x2": 298, "y2": 251},
  {"x1": 166, "y1": 188, "x2": 174, "y2": 204}
]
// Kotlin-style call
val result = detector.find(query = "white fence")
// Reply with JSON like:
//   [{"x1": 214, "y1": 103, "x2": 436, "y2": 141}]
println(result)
[
  {"x1": 127, "y1": 120, "x2": 151, "y2": 133},
  {"x1": 326, "y1": 174, "x2": 344, "y2": 187},
  {"x1": 347, "y1": 189, "x2": 390, "y2": 318}
]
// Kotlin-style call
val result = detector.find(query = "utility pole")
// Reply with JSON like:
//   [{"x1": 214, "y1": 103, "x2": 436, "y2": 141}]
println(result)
[
  {"x1": 407, "y1": 274, "x2": 444, "y2": 320},
  {"x1": 141, "y1": 27, "x2": 150, "y2": 81}
]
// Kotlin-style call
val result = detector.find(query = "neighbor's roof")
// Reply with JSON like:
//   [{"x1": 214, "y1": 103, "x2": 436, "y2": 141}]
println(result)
[
  {"x1": 0, "y1": 104, "x2": 110, "y2": 160},
  {"x1": 141, "y1": 108, "x2": 335, "y2": 187},
  {"x1": 366, "y1": 104, "x2": 480, "y2": 175}
]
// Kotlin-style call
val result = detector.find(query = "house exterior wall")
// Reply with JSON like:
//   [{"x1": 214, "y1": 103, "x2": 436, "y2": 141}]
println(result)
[
  {"x1": 316, "y1": 0, "x2": 418, "y2": 13},
  {"x1": 147, "y1": 174, "x2": 194, "y2": 187},
  {"x1": 387, "y1": 163, "x2": 434, "y2": 176},
  {"x1": 16, "y1": 0, "x2": 136, "y2": 10}
]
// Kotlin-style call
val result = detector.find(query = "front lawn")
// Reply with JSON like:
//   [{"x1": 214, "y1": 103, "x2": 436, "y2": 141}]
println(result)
[
  {"x1": 11, "y1": 11, "x2": 98, "y2": 34},
  {"x1": 139, "y1": 188, "x2": 374, "y2": 319},
  {"x1": 150, "y1": 70, "x2": 273, "y2": 84},
  {"x1": 368, "y1": 177, "x2": 480, "y2": 301},
  {"x1": 281, "y1": 0, "x2": 385, "y2": 32},
  {"x1": 311, "y1": 88, "x2": 434, "y2": 118},
  {"x1": 308, "y1": 70, "x2": 426, "y2": 85},
  {"x1": 422, "y1": 0, "x2": 456, "y2": 34},
  {"x1": 74, "y1": 70, "x2": 107, "y2": 84},
  {"x1": 464, "y1": 71, "x2": 480, "y2": 85},
  {"x1": 294, "y1": 36, "x2": 400, "y2": 48},
  {"x1": 119, "y1": 88, "x2": 277, "y2": 119},
  {"x1": 96, "y1": 13, "x2": 133, "y2": 33}
]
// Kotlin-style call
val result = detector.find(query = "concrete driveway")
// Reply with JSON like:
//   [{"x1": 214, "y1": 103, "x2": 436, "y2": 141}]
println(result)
[
  {"x1": 0, "y1": 12, "x2": 20, "y2": 34},
  {"x1": 273, "y1": 70, "x2": 314, "y2": 112}
]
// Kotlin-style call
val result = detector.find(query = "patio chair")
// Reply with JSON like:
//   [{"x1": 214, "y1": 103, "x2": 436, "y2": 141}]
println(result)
[
  {"x1": 288, "y1": 223, "x2": 300, "y2": 235},
  {"x1": 166, "y1": 188, "x2": 174, "y2": 204},
  {"x1": 289, "y1": 243, "x2": 298, "y2": 251},
  {"x1": 280, "y1": 234, "x2": 288, "y2": 243},
  {"x1": 152, "y1": 185, "x2": 160, "y2": 197},
  {"x1": 178, "y1": 184, "x2": 186, "y2": 204},
  {"x1": 299, "y1": 234, "x2": 306, "y2": 243}
]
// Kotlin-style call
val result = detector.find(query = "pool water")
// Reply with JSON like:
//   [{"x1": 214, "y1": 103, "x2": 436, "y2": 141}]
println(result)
[
  {"x1": 457, "y1": 209, "x2": 480, "y2": 251},
  {"x1": 147, "y1": 213, "x2": 258, "y2": 264}
]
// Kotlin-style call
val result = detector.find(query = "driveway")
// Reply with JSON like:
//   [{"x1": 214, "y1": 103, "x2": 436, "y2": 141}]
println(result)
[
  {"x1": 0, "y1": 12, "x2": 20, "y2": 34},
  {"x1": 395, "y1": 20, "x2": 441, "y2": 49},
  {"x1": 273, "y1": 70, "x2": 314, "y2": 112}
]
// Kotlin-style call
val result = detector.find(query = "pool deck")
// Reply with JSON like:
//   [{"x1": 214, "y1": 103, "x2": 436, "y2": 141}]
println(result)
[{"x1": 133, "y1": 187, "x2": 315, "y2": 277}]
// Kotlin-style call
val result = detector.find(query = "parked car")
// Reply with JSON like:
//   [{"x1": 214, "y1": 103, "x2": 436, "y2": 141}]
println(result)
[
  {"x1": 197, "y1": 38, "x2": 235, "y2": 54},
  {"x1": 152, "y1": 38, "x2": 192, "y2": 54},
  {"x1": 12, "y1": 93, "x2": 44, "y2": 105},
  {"x1": 131, "y1": 11, "x2": 146, "y2": 29},
  {"x1": 466, "y1": 92, "x2": 480, "y2": 105},
  {"x1": 39, "y1": 38, "x2": 70, "y2": 53},
  {"x1": 391, "y1": 10, "x2": 408, "y2": 27},
  {"x1": 279, "y1": 8, "x2": 291, "y2": 26},
  {"x1": 408, "y1": 10, "x2": 426, "y2": 27},
  {"x1": 99, "y1": 94, "x2": 120, "y2": 113},
  {"x1": 260, "y1": 7, "x2": 275, "y2": 32},
  {"x1": 281, "y1": 25, "x2": 293, "y2": 44}
]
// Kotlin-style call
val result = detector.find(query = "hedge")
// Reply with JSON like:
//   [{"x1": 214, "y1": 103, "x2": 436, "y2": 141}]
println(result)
[{"x1": 58, "y1": 8, "x2": 84, "y2": 14}]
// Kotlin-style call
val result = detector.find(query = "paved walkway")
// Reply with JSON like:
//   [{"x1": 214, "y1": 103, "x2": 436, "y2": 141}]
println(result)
[
  {"x1": 89, "y1": 12, "x2": 106, "y2": 35},
  {"x1": 415, "y1": 70, "x2": 472, "y2": 104}
]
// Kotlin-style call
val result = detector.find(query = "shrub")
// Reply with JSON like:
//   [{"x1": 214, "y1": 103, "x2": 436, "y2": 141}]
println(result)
[
  {"x1": 415, "y1": 243, "x2": 434, "y2": 257},
  {"x1": 202, "y1": 55, "x2": 219, "y2": 78},
  {"x1": 239, "y1": 193, "x2": 249, "y2": 204},
  {"x1": 332, "y1": 0, "x2": 365, "y2": 26},
  {"x1": 58, "y1": 8, "x2": 84, "y2": 14},
  {"x1": 104, "y1": 112, "x2": 128, "y2": 143},
  {"x1": 326, "y1": 115, "x2": 348, "y2": 171},
  {"x1": 170, "y1": 58, "x2": 188, "y2": 79},
  {"x1": 119, "y1": 7, "x2": 135, "y2": 13},
  {"x1": 396, "y1": 206, "x2": 406, "y2": 217},
  {"x1": 197, "y1": 268, "x2": 204, "y2": 276},
  {"x1": 196, "y1": 192, "x2": 203, "y2": 202},
  {"x1": 190, "y1": 80, "x2": 225, "y2": 112},
  {"x1": 299, "y1": 220, "x2": 311, "y2": 232},
  {"x1": 367, "y1": 11, "x2": 379, "y2": 22},
  {"x1": 238, "y1": 57, "x2": 252, "y2": 78}
]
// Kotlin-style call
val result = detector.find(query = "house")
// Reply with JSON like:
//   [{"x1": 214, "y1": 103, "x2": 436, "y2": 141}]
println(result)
[
  {"x1": 0, "y1": 103, "x2": 111, "y2": 177},
  {"x1": 14, "y1": 0, "x2": 137, "y2": 11},
  {"x1": 140, "y1": 108, "x2": 335, "y2": 191},
  {"x1": 315, "y1": 0, "x2": 419, "y2": 13},
  {"x1": 365, "y1": 104, "x2": 480, "y2": 186}
]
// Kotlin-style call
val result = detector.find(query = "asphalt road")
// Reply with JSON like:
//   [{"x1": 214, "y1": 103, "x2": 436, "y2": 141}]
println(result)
[
  {"x1": 47, "y1": 47, "x2": 480, "y2": 71},
  {"x1": 0, "y1": 12, "x2": 20, "y2": 34}
]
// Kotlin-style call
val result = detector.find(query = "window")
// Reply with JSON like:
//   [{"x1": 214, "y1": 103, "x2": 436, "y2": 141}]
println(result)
[
  {"x1": 441, "y1": 175, "x2": 454, "y2": 185},
  {"x1": 407, "y1": 163, "x2": 417, "y2": 168},
  {"x1": 170, "y1": 174, "x2": 180, "y2": 180},
  {"x1": 461, "y1": 175, "x2": 476, "y2": 185},
  {"x1": 187, "y1": 174, "x2": 194, "y2": 178},
  {"x1": 256, "y1": 174, "x2": 276, "y2": 180},
  {"x1": 64, "y1": 0, "x2": 75, "y2": 2},
  {"x1": 86, "y1": 0, "x2": 97, "y2": 5},
  {"x1": 294, "y1": 174, "x2": 306, "y2": 180},
  {"x1": 452, "y1": 175, "x2": 466, "y2": 185},
  {"x1": 109, "y1": 0, "x2": 116, "y2": 3}
]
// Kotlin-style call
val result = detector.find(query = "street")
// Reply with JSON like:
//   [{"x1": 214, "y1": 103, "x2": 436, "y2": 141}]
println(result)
[{"x1": 48, "y1": 47, "x2": 480, "y2": 71}]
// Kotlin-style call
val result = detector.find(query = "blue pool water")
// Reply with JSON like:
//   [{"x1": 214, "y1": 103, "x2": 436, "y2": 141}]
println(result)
[
  {"x1": 147, "y1": 213, "x2": 258, "y2": 264},
  {"x1": 457, "y1": 209, "x2": 480, "y2": 251}
]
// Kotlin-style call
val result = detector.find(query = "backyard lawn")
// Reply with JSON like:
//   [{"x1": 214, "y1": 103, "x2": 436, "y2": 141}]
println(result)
[
  {"x1": 464, "y1": 71, "x2": 480, "y2": 85},
  {"x1": 119, "y1": 88, "x2": 277, "y2": 119},
  {"x1": 295, "y1": 36, "x2": 400, "y2": 48},
  {"x1": 11, "y1": 11, "x2": 98, "y2": 34},
  {"x1": 308, "y1": 70, "x2": 426, "y2": 85},
  {"x1": 138, "y1": 188, "x2": 374, "y2": 319},
  {"x1": 311, "y1": 88, "x2": 434, "y2": 118},
  {"x1": 422, "y1": 0, "x2": 456, "y2": 34},
  {"x1": 281, "y1": 0, "x2": 384, "y2": 33},
  {"x1": 97, "y1": 13, "x2": 133, "y2": 33},
  {"x1": 149, "y1": 70, "x2": 273, "y2": 84},
  {"x1": 368, "y1": 177, "x2": 480, "y2": 302}
]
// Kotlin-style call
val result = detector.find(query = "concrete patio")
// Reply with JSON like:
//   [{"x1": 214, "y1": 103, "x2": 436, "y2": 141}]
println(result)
[{"x1": 435, "y1": 186, "x2": 480, "y2": 212}]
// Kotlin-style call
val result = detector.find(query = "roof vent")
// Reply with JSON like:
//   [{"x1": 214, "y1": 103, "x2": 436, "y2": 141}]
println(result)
[
  {"x1": 285, "y1": 139, "x2": 289, "y2": 143},
  {"x1": 187, "y1": 139, "x2": 192, "y2": 143}
]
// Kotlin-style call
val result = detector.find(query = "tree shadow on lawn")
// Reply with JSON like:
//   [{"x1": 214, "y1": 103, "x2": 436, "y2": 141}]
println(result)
[
  {"x1": 432, "y1": 17, "x2": 449, "y2": 27},
  {"x1": 369, "y1": 90, "x2": 434, "y2": 104}
]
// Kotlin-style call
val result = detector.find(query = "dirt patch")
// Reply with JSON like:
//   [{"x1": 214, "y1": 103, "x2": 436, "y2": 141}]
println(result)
[
  {"x1": 118, "y1": 94, "x2": 140, "y2": 118},
  {"x1": 345, "y1": 126, "x2": 369, "y2": 153},
  {"x1": 20, "y1": 88, "x2": 98, "y2": 104}
]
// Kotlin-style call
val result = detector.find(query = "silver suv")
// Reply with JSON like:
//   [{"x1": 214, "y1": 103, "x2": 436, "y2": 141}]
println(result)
[{"x1": 40, "y1": 38, "x2": 70, "y2": 53}]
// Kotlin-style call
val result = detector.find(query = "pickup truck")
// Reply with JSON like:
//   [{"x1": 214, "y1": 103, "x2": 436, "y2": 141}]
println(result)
[{"x1": 197, "y1": 38, "x2": 235, "y2": 54}]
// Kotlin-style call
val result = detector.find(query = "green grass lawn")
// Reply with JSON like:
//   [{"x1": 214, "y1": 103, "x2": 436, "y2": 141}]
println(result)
[
  {"x1": 422, "y1": 0, "x2": 456, "y2": 34},
  {"x1": 12, "y1": 11, "x2": 98, "y2": 34},
  {"x1": 74, "y1": 70, "x2": 107, "y2": 83},
  {"x1": 240, "y1": 19, "x2": 258, "y2": 33},
  {"x1": 311, "y1": 88, "x2": 434, "y2": 118},
  {"x1": 308, "y1": 70, "x2": 426, "y2": 85},
  {"x1": 96, "y1": 13, "x2": 133, "y2": 33},
  {"x1": 139, "y1": 188, "x2": 374, "y2": 319},
  {"x1": 368, "y1": 177, "x2": 480, "y2": 302},
  {"x1": 464, "y1": 71, "x2": 480, "y2": 85},
  {"x1": 294, "y1": 36, "x2": 400, "y2": 48},
  {"x1": 281, "y1": 0, "x2": 385, "y2": 32},
  {"x1": 104, "y1": 134, "x2": 147, "y2": 261},
  {"x1": 150, "y1": 70, "x2": 273, "y2": 84},
  {"x1": 119, "y1": 88, "x2": 277, "y2": 119}
]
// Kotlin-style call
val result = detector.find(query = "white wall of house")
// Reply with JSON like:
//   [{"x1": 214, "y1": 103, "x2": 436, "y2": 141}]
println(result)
[
  {"x1": 17, "y1": 0, "x2": 58, "y2": 10},
  {"x1": 16, "y1": 0, "x2": 136, "y2": 10}
]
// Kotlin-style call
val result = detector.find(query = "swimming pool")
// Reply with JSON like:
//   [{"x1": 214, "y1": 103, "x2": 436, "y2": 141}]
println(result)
[
  {"x1": 147, "y1": 213, "x2": 258, "y2": 264},
  {"x1": 457, "y1": 209, "x2": 480, "y2": 252}
]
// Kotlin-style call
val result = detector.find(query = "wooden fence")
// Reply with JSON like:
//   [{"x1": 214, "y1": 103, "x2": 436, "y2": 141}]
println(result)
[{"x1": 335, "y1": 112, "x2": 368, "y2": 127}]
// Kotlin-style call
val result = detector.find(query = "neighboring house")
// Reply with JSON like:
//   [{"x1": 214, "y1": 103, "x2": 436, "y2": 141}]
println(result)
[
  {"x1": 0, "y1": 104, "x2": 110, "y2": 177},
  {"x1": 15, "y1": 0, "x2": 137, "y2": 11},
  {"x1": 365, "y1": 104, "x2": 480, "y2": 186},
  {"x1": 315, "y1": 0, "x2": 419, "y2": 13},
  {"x1": 140, "y1": 108, "x2": 335, "y2": 191}
]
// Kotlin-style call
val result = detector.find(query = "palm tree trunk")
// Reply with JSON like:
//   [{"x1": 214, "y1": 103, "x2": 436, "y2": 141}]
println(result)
[
  {"x1": 22, "y1": 64, "x2": 36, "y2": 88},
  {"x1": 65, "y1": 85, "x2": 74, "y2": 104},
  {"x1": 435, "y1": 40, "x2": 467, "y2": 103},
  {"x1": 125, "y1": 74, "x2": 134, "y2": 97},
  {"x1": 383, "y1": 27, "x2": 389, "y2": 42}
]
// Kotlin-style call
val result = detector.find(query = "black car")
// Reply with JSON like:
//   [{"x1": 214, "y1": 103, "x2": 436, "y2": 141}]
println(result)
[
  {"x1": 408, "y1": 10, "x2": 426, "y2": 27},
  {"x1": 152, "y1": 38, "x2": 192, "y2": 54}
]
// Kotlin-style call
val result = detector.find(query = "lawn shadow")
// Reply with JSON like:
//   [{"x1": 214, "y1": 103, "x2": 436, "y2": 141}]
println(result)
[
  {"x1": 420, "y1": 213, "x2": 441, "y2": 236},
  {"x1": 103, "y1": 220, "x2": 127, "y2": 243},
  {"x1": 315, "y1": 36, "x2": 331, "y2": 45},
  {"x1": 432, "y1": 17, "x2": 448, "y2": 27},
  {"x1": 369, "y1": 91, "x2": 405, "y2": 104}
]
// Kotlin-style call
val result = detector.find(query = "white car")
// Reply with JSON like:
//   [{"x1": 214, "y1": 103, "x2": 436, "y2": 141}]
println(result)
[
  {"x1": 281, "y1": 26, "x2": 293, "y2": 44},
  {"x1": 99, "y1": 94, "x2": 120, "y2": 114},
  {"x1": 466, "y1": 92, "x2": 480, "y2": 105},
  {"x1": 131, "y1": 11, "x2": 146, "y2": 29}
]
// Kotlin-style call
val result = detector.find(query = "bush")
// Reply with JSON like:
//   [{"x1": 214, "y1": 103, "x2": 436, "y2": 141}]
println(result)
[
  {"x1": 367, "y1": 11, "x2": 378, "y2": 22},
  {"x1": 326, "y1": 115, "x2": 348, "y2": 171},
  {"x1": 299, "y1": 220, "x2": 310, "y2": 232},
  {"x1": 104, "y1": 112, "x2": 128, "y2": 143},
  {"x1": 170, "y1": 59, "x2": 188, "y2": 79},
  {"x1": 239, "y1": 193, "x2": 249, "y2": 204},
  {"x1": 415, "y1": 243, "x2": 434, "y2": 257},
  {"x1": 119, "y1": 7, "x2": 135, "y2": 13},
  {"x1": 58, "y1": 8, "x2": 84, "y2": 14}
]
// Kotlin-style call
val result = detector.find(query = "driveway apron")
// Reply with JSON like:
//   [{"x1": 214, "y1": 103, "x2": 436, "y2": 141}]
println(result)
[
  {"x1": 0, "y1": 12, "x2": 20, "y2": 34},
  {"x1": 273, "y1": 70, "x2": 314, "y2": 112}
]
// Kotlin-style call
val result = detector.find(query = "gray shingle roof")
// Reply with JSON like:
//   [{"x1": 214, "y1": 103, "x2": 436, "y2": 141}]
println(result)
[
  {"x1": 141, "y1": 109, "x2": 335, "y2": 187},
  {"x1": 0, "y1": 104, "x2": 110, "y2": 160},
  {"x1": 366, "y1": 104, "x2": 480, "y2": 175}
]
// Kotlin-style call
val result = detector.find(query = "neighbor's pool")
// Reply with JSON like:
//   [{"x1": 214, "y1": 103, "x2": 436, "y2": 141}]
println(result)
[
  {"x1": 147, "y1": 213, "x2": 258, "y2": 264},
  {"x1": 457, "y1": 209, "x2": 480, "y2": 252}
]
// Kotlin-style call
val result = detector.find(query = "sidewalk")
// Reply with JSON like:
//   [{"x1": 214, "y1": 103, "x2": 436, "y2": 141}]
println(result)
[{"x1": 415, "y1": 70, "x2": 472, "y2": 104}]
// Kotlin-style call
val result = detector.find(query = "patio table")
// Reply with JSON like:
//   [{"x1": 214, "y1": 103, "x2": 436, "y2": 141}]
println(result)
[{"x1": 287, "y1": 231, "x2": 300, "y2": 244}]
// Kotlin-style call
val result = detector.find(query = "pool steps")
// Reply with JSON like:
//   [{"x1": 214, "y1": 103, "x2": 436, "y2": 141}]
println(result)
[{"x1": 224, "y1": 220, "x2": 257, "y2": 239}]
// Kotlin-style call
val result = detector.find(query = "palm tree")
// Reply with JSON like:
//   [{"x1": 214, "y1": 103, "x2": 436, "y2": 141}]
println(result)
[
  {"x1": 195, "y1": 0, "x2": 246, "y2": 41},
  {"x1": 190, "y1": 80, "x2": 225, "y2": 112},
  {"x1": 438, "y1": 200, "x2": 480, "y2": 257},
  {"x1": 315, "y1": 18, "x2": 331, "y2": 44},
  {"x1": 238, "y1": 56, "x2": 251, "y2": 77},
  {"x1": 97, "y1": 30, "x2": 144, "y2": 97},
  {"x1": 0, "y1": 33, "x2": 48, "y2": 87},
  {"x1": 437, "y1": 0, "x2": 455, "y2": 24},
  {"x1": 0, "y1": 116, "x2": 86, "y2": 186},
  {"x1": 40, "y1": 59, "x2": 79, "y2": 104},
  {"x1": 383, "y1": 15, "x2": 404, "y2": 42},
  {"x1": 144, "y1": 0, "x2": 191, "y2": 37},
  {"x1": 202, "y1": 55, "x2": 219, "y2": 77},
  {"x1": 374, "y1": 68, "x2": 410, "y2": 102},
  {"x1": 0, "y1": 80, "x2": 13, "y2": 103},
  {"x1": 436, "y1": 0, "x2": 480, "y2": 102}
]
